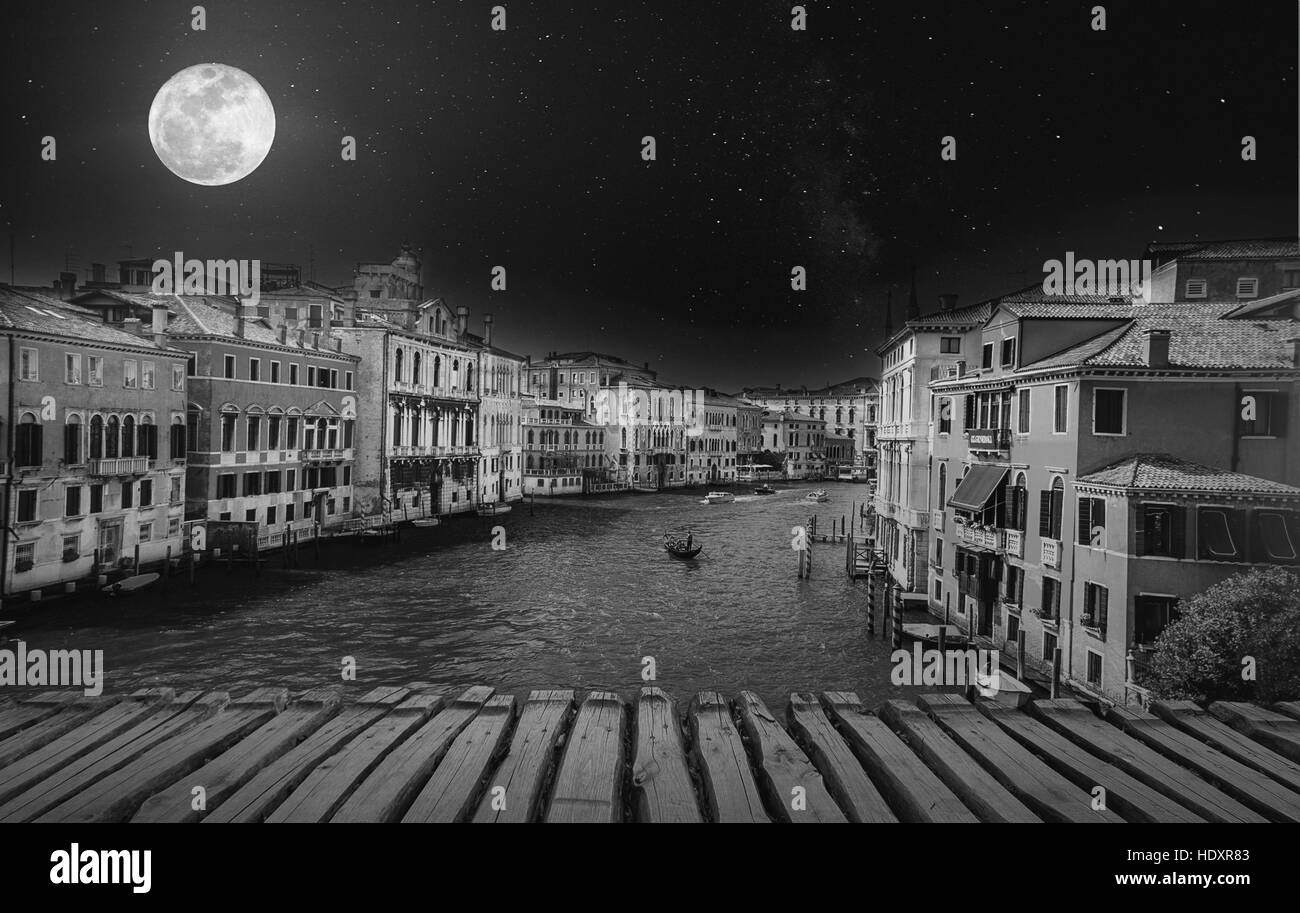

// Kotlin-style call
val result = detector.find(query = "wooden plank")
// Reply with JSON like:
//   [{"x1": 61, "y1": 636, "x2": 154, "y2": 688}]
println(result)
[
  {"x1": 821, "y1": 692, "x2": 976, "y2": 823},
  {"x1": 545, "y1": 691, "x2": 626, "y2": 823},
  {"x1": 0, "y1": 689, "x2": 174, "y2": 805},
  {"x1": 787, "y1": 693, "x2": 895, "y2": 822},
  {"x1": 37, "y1": 687, "x2": 288, "y2": 823},
  {"x1": 132, "y1": 689, "x2": 341, "y2": 823},
  {"x1": 977, "y1": 701, "x2": 1203, "y2": 823},
  {"x1": 473, "y1": 689, "x2": 574, "y2": 823},
  {"x1": 401, "y1": 693, "x2": 518, "y2": 822},
  {"x1": 735, "y1": 690, "x2": 846, "y2": 823},
  {"x1": 1207, "y1": 701, "x2": 1300, "y2": 763},
  {"x1": 266, "y1": 690, "x2": 443, "y2": 823},
  {"x1": 0, "y1": 695, "x2": 124, "y2": 768},
  {"x1": 915, "y1": 694, "x2": 1119, "y2": 823},
  {"x1": 1030, "y1": 699, "x2": 1265, "y2": 823},
  {"x1": 203, "y1": 685, "x2": 410, "y2": 823},
  {"x1": 878, "y1": 700, "x2": 1040, "y2": 823},
  {"x1": 0, "y1": 691, "x2": 86, "y2": 741},
  {"x1": 629, "y1": 687, "x2": 701, "y2": 823},
  {"x1": 330, "y1": 686, "x2": 493, "y2": 823},
  {"x1": 688, "y1": 691, "x2": 767, "y2": 823},
  {"x1": 0, "y1": 691, "x2": 223, "y2": 823},
  {"x1": 1151, "y1": 700, "x2": 1300, "y2": 794},
  {"x1": 1106, "y1": 704, "x2": 1300, "y2": 823}
]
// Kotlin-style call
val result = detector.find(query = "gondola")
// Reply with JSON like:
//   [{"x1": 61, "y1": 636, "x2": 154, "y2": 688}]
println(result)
[{"x1": 663, "y1": 534, "x2": 703, "y2": 559}]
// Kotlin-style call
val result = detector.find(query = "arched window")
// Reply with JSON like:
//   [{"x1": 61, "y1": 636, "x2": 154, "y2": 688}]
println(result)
[
  {"x1": 121, "y1": 415, "x2": 136, "y2": 458},
  {"x1": 394, "y1": 348, "x2": 404, "y2": 383},
  {"x1": 451, "y1": 359, "x2": 459, "y2": 388},
  {"x1": 412, "y1": 352, "x2": 422, "y2": 386},
  {"x1": 15, "y1": 412, "x2": 42, "y2": 469},
  {"x1": 938, "y1": 463, "x2": 947, "y2": 506},
  {"x1": 527, "y1": 429, "x2": 534, "y2": 446},
  {"x1": 433, "y1": 355, "x2": 441, "y2": 387},
  {"x1": 1043, "y1": 476, "x2": 1065, "y2": 540},
  {"x1": 90, "y1": 415, "x2": 104, "y2": 460},
  {"x1": 140, "y1": 416, "x2": 157, "y2": 460},
  {"x1": 63, "y1": 414, "x2": 82, "y2": 465},
  {"x1": 106, "y1": 415, "x2": 120, "y2": 459}
]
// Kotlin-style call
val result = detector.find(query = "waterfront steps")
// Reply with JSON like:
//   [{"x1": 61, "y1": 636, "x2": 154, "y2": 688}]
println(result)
[{"x1": 0, "y1": 687, "x2": 1296, "y2": 823}]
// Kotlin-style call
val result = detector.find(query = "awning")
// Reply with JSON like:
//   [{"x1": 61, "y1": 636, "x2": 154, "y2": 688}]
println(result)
[{"x1": 947, "y1": 464, "x2": 1008, "y2": 513}]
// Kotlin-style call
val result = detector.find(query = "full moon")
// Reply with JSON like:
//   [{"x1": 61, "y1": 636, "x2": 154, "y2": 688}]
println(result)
[{"x1": 148, "y1": 63, "x2": 276, "y2": 186}]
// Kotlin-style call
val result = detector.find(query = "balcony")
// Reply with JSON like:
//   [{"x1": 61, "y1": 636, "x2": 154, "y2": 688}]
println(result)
[
  {"x1": 876, "y1": 421, "x2": 930, "y2": 441},
  {"x1": 1041, "y1": 538, "x2": 1061, "y2": 569},
  {"x1": 89, "y1": 456, "x2": 151, "y2": 476},
  {"x1": 930, "y1": 360, "x2": 967, "y2": 382},
  {"x1": 957, "y1": 524, "x2": 1003, "y2": 551},
  {"x1": 1004, "y1": 529, "x2": 1024, "y2": 558},
  {"x1": 931, "y1": 509, "x2": 945, "y2": 532},
  {"x1": 302, "y1": 448, "x2": 348, "y2": 462},
  {"x1": 967, "y1": 427, "x2": 1011, "y2": 453},
  {"x1": 390, "y1": 383, "x2": 477, "y2": 403}
]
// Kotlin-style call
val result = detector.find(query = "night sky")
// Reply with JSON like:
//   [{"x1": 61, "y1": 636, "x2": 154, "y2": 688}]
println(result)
[{"x1": 1, "y1": 1, "x2": 1295, "y2": 391}]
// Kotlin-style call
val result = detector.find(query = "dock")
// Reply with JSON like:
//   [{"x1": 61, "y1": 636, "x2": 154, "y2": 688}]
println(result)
[{"x1": 0, "y1": 684, "x2": 1297, "y2": 823}]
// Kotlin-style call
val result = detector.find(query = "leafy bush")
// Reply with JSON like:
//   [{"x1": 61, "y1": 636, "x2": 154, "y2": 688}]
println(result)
[{"x1": 1145, "y1": 566, "x2": 1300, "y2": 703}]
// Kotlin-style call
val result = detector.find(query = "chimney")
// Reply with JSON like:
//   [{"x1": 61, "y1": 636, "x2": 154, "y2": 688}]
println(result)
[
  {"x1": 234, "y1": 306, "x2": 246, "y2": 339},
  {"x1": 150, "y1": 304, "x2": 168, "y2": 347},
  {"x1": 1143, "y1": 328, "x2": 1171, "y2": 368},
  {"x1": 57, "y1": 271, "x2": 77, "y2": 300},
  {"x1": 456, "y1": 305, "x2": 469, "y2": 336},
  {"x1": 278, "y1": 325, "x2": 287, "y2": 344},
  {"x1": 123, "y1": 317, "x2": 143, "y2": 337},
  {"x1": 91, "y1": 263, "x2": 106, "y2": 283},
  {"x1": 938, "y1": 293, "x2": 958, "y2": 312},
  {"x1": 483, "y1": 313, "x2": 494, "y2": 346}
]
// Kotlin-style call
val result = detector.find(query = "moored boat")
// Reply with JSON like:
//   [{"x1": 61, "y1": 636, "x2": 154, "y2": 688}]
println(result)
[
  {"x1": 102, "y1": 572, "x2": 160, "y2": 597},
  {"x1": 411, "y1": 517, "x2": 440, "y2": 528},
  {"x1": 476, "y1": 502, "x2": 512, "y2": 517}
]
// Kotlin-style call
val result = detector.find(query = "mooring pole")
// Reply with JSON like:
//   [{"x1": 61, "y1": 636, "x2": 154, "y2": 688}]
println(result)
[{"x1": 1050, "y1": 647, "x2": 1062, "y2": 698}]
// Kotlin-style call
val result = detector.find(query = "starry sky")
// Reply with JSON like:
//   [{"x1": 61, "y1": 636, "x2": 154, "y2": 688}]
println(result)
[{"x1": 1, "y1": 0, "x2": 1295, "y2": 391}]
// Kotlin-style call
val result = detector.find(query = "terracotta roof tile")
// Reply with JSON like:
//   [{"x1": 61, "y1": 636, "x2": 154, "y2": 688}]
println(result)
[{"x1": 1077, "y1": 454, "x2": 1300, "y2": 495}]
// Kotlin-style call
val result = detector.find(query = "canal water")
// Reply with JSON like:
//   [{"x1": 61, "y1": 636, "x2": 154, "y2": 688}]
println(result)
[{"x1": 7, "y1": 483, "x2": 918, "y2": 708}]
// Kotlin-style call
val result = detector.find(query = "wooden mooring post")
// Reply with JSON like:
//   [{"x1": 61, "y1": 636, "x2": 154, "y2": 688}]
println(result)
[
  {"x1": 865, "y1": 572, "x2": 876, "y2": 634},
  {"x1": 1016, "y1": 629, "x2": 1025, "y2": 681},
  {"x1": 1050, "y1": 647, "x2": 1062, "y2": 698},
  {"x1": 890, "y1": 586, "x2": 902, "y2": 649}
]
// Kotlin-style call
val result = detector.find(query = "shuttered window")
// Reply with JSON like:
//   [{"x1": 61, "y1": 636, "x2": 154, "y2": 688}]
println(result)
[
  {"x1": 1078, "y1": 496, "x2": 1106, "y2": 546},
  {"x1": 1137, "y1": 504, "x2": 1185, "y2": 558}
]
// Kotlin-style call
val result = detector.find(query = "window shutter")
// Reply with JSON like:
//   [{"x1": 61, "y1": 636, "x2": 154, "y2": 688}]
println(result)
[
  {"x1": 1170, "y1": 506, "x2": 1186, "y2": 558},
  {"x1": 1051, "y1": 487, "x2": 1064, "y2": 539},
  {"x1": 1077, "y1": 497, "x2": 1092, "y2": 544},
  {"x1": 1095, "y1": 498, "x2": 1106, "y2": 537},
  {"x1": 1274, "y1": 391, "x2": 1289, "y2": 438},
  {"x1": 1134, "y1": 507, "x2": 1146, "y2": 556},
  {"x1": 1039, "y1": 490, "x2": 1052, "y2": 536}
]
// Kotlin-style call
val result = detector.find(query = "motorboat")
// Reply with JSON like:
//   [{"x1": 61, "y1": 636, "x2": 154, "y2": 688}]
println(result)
[
  {"x1": 753, "y1": 484, "x2": 776, "y2": 495},
  {"x1": 704, "y1": 491, "x2": 735, "y2": 504},
  {"x1": 102, "y1": 572, "x2": 160, "y2": 596},
  {"x1": 411, "y1": 517, "x2": 440, "y2": 528},
  {"x1": 476, "y1": 502, "x2": 512, "y2": 517},
  {"x1": 805, "y1": 489, "x2": 829, "y2": 503}
]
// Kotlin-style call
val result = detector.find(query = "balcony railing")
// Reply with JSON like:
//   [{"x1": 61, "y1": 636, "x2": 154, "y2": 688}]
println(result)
[
  {"x1": 967, "y1": 427, "x2": 1011, "y2": 451},
  {"x1": 89, "y1": 456, "x2": 152, "y2": 476},
  {"x1": 958, "y1": 524, "x2": 1003, "y2": 550},
  {"x1": 390, "y1": 382, "x2": 477, "y2": 402},
  {"x1": 301, "y1": 448, "x2": 348, "y2": 462},
  {"x1": 931, "y1": 509, "x2": 945, "y2": 532},
  {"x1": 1004, "y1": 529, "x2": 1024, "y2": 558},
  {"x1": 1041, "y1": 538, "x2": 1061, "y2": 569},
  {"x1": 930, "y1": 360, "x2": 967, "y2": 382}
]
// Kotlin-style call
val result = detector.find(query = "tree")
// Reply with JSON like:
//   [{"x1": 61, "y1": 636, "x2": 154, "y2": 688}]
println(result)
[
  {"x1": 1144, "y1": 566, "x2": 1300, "y2": 703},
  {"x1": 756, "y1": 450, "x2": 785, "y2": 470}
]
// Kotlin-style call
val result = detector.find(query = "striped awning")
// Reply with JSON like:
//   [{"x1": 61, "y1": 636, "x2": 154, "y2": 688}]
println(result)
[{"x1": 947, "y1": 464, "x2": 1007, "y2": 513}]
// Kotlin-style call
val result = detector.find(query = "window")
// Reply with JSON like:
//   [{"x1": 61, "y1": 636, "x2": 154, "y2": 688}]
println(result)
[
  {"x1": 244, "y1": 472, "x2": 262, "y2": 496},
  {"x1": 1236, "y1": 277, "x2": 1259, "y2": 299},
  {"x1": 168, "y1": 517, "x2": 181, "y2": 537},
  {"x1": 142, "y1": 361, "x2": 155, "y2": 390},
  {"x1": 1041, "y1": 576, "x2": 1060, "y2": 620},
  {"x1": 170, "y1": 422, "x2": 186, "y2": 460},
  {"x1": 138, "y1": 521, "x2": 153, "y2": 542},
  {"x1": 963, "y1": 394, "x2": 975, "y2": 431},
  {"x1": 15, "y1": 542, "x2": 35, "y2": 569},
  {"x1": 1135, "y1": 594, "x2": 1179, "y2": 645},
  {"x1": 1185, "y1": 279, "x2": 1208, "y2": 298},
  {"x1": 172, "y1": 364, "x2": 185, "y2": 391},
  {"x1": 221, "y1": 413, "x2": 238, "y2": 452},
  {"x1": 1000, "y1": 338, "x2": 1016, "y2": 367},
  {"x1": 16, "y1": 489, "x2": 37, "y2": 523},
  {"x1": 266, "y1": 471, "x2": 282, "y2": 494},
  {"x1": 1043, "y1": 630, "x2": 1058, "y2": 663},
  {"x1": 1086, "y1": 651, "x2": 1103, "y2": 688},
  {"x1": 1039, "y1": 478, "x2": 1064, "y2": 540},
  {"x1": 65, "y1": 353, "x2": 82, "y2": 384},
  {"x1": 1004, "y1": 565, "x2": 1024, "y2": 605},
  {"x1": 123, "y1": 359, "x2": 138, "y2": 388},
  {"x1": 345, "y1": 371, "x2": 354, "y2": 390},
  {"x1": 19, "y1": 347, "x2": 38, "y2": 381},
  {"x1": 1138, "y1": 504, "x2": 1184, "y2": 558},
  {"x1": 1017, "y1": 389, "x2": 1030, "y2": 433},
  {"x1": 62, "y1": 534, "x2": 80, "y2": 559},
  {"x1": 286, "y1": 469, "x2": 296, "y2": 491},
  {"x1": 1239, "y1": 391, "x2": 1287, "y2": 437},
  {"x1": 1083, "y1": 582, "x2": 1108, "y2": 634},
  {"x1": 307, "y1": 366, "x2": 317, "y2": 387},
  {"x1": 268, "y1": 505, "x2": 278, "y2": 526},
  {"x1": 64, "y1": 416, "x2": 82, "y2": 464},
  {"x1": 1197, "y1": 507, "x2": 1243, "y2": 560},
  {"x1": 1006, "y1": 612, "x2": 1020, "y2": 645},
  {"x1": 933, "y1": 537, "x2": 944, "y2": 571},
  {"x1": 88, "y1": 356, "x2": 103, "y2": 386},
  {"x1": 1284, "y1": 269, "x2": 1300, "y2": 290},
  {"x1": 224, "y1": 355, "x2": 236, "y2": 379},
  {"x1": 1253, "y1": 510, "x2": 1299, "y2": 563},
  {"x1": 937, "y1": 463, "x2": 947, "y2": 507},
  {"x1": 289, "y1": 364, "x2": 300, "y2": 385},
  {"x1": 15, "y1": 414, "x2": 42, "y2": 467},
  {"x1": 1078, "y1": 496, "x2": 1106, "y2": 547},
  {"x1": 121, "y1": 481, "x2": 133, "y2": 508},
  {"x1": 1092, "y1": 388, "x2": 1126, "y2": 435},
  {"x1": 940, "y1": 337, "x2": 961, "y2": 354},
  {"x1": 938, "y1": 397, "x2": 952, "y2": 435},
  {"x1": 64, "y1": 485, "x2": 81, "y2": 516},
  {"x1": 270, "y1": 361, "x2": 281, "y2": 383},
  {"x1": 286, "y1": 417, "x2": 299, "y2": 450},
  {"x1": 268, "y1": 415, "x2": 281, "y2": 450},
  {"x1": 1052, "y1": 385, "x2": 1068, "y2": 433},
  {"x1": 981, "y1": 343, "x2": 994, "y2": 370},
  {"x1": 170, "y1": 476, "x2": 182, "y2": 504},
  {"x1": 121, "y1": 415, "x2": 136, "y2": 458},
  {"x1": 89, "y1": 484, "x2": 103, "y2": 514},
  {"x1": 247, "y1": 415, "x2": 261, "y2": 452},
  {"x1": 139, "y1": 479, "x2": 153, "y2": 508},
  {"x1": 217, "y1": 474, "x2": 237, "y2": 499},
  {"x1": 249, "y1": 359, "x2": 261, "y2": 382}
]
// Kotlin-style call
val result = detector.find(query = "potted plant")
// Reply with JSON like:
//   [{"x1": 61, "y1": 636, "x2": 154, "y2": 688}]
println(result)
[
  {"x1": 62, "y1": 549, "x2": 80, "y2": 563},
  {"x1": 15, "y1": 558, "x2": 34, "y2": 572}
]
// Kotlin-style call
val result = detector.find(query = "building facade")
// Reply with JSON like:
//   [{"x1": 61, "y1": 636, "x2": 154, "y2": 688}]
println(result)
[
  {"x1": 761, "y1": 408, "x2": 826, "y2": 480},
  {"x1": 522, "y1": 396, "x2": 607, "y2": 495},
  {"x1": 742, "y1": 376, "x2": 879, "y2": 466}
]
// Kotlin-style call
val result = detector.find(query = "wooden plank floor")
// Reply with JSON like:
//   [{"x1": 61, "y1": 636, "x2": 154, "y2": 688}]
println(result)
[{"x1": 0, "y1": 683, "x2": 1297, "y2": 823}]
